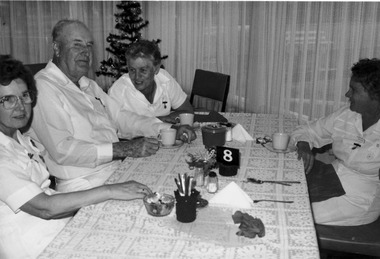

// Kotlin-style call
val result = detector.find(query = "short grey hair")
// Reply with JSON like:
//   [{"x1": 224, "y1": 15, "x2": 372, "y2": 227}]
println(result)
[
  {"x1": 52, "y1": 19, "x2": 87, "y2": 42},
  {"x1": 126, "y1": 40, "x2": 162, "y2": 66}
]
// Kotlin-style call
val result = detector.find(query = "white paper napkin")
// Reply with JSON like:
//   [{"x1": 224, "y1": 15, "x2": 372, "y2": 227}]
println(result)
[
  {"x1": 208, "y1": 182, "x2": 252, "y2": 209},
  {"x1": 232, "y1": 124, "x2": 254, "y2": 143}
]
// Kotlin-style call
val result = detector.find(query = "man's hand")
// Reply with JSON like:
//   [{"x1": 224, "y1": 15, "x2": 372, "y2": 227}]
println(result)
[
  {"x1": 296, "y1": 141, "x2": 314, "y2": 174},
  {"x1": 157, "y1": 113, "x2": 179, "y2": 124},
  {"x1": 172, "y1": 124, "x2": 197, "y2": 143},
  {"x1": 113, "y1": 137, "x2": 159, "y2": 160}
]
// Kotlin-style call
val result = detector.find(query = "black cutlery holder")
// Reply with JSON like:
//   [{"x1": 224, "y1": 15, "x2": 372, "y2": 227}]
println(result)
[{"x1": 174, "y1": 190, "x2": 197, "y2": 223}]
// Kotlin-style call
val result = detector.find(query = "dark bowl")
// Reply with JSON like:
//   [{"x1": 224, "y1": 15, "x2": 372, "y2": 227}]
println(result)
[{"x1": 201, "y1": 125, "x2": 227, "y2": 148}]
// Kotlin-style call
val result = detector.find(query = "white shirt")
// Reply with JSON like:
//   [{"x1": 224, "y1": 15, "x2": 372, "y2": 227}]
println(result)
[
  {"x1": 0, "y1": 131, "x2": 69, "y2": 258},
  {"x1": 291, "y1": 106, "x2": 380, "y2": 226},
  {"x1": 109, "y1": 68, "x2": 187, "y2": 117},
  {"x1": 29, "y1": 61, "x2": 171, "y2": 192}
]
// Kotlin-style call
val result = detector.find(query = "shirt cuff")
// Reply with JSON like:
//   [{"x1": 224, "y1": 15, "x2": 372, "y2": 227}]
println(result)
[
  {"x1": 7, "y1": 184, "x2": 43, "y2": 213},
  {"x1": 97, "y1": 143, "x2": 113, "y2": 163}
]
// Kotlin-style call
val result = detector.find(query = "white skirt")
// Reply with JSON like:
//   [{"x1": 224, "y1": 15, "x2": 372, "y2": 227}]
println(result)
[{"x1": 0, "y1": 209, "x2": 70, "y2": 259}]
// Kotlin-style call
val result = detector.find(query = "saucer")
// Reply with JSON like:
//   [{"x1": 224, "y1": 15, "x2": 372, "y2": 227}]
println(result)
[
  {"x1": 196, "y1": 197, "x2": 208, "y2": 208},
  {"x1": 160, "y1": 140, "x2": 184, "y2": 149},
  {"x1": 264, "y1": 142, "x2": 296, "y2": 153}
]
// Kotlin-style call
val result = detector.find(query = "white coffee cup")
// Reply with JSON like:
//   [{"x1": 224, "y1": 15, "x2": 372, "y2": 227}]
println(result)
[
  {"x1": 272, "y1": 132, "x2": 290, "y2": 150},
  {"x1": 179, "y1": 113, "x2": 194, "y2": 126},
  {"x1": 159, "y1": 128, "x2": 177, "y2": 146}
]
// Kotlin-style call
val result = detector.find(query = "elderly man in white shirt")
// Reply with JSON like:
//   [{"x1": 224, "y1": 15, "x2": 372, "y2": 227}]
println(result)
[
  {"x1": 29, "y1": 19, "x2": 196, "y2": 192},
  {"x1": 291, "y1": 58, "x2": 380, "y2": 226},
  {"x1": 109, "y1": 39, "x2": 194, "y2": 124}
]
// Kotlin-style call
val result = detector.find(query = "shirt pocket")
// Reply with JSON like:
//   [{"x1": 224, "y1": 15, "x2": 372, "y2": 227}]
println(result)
[{"x1": 365, "y1": 140, "x2": 380, "y2": 161}]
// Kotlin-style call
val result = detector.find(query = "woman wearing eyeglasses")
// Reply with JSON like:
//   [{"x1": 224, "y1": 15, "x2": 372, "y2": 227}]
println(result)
[{"x1": 0, "y1": 55, "x2": 152, "y2": 258}]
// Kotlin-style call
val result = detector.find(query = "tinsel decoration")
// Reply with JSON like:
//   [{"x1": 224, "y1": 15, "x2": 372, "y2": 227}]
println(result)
[{"x1": 96, "y1": 1, "x2": 168, "y2": 80}]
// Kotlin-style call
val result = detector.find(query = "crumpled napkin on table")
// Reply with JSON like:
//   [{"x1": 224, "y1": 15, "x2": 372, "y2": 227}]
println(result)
[
  {"x1": 232, "y1": 211, "x2": 265, "y2": 238},
  {"x1": 232, "y1": 124, "x2": 254, "y2": 143},
  {"x1": 208, "y1": 182, "x2": 252, "y2": 209}
]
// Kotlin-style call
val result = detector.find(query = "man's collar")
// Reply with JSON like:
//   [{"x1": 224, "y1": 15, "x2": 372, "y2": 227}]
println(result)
[{"x1": 43, "y1": 61, "x2": 90, "y2": 90}]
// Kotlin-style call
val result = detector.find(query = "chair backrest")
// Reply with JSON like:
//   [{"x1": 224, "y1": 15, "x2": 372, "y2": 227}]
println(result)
[
  {"x1": 189, "y1": 69, "x2": 230, "y2": 112},
  {"x1": 316, "y1": 216, "x2": 380, "y2": 257},
  {"x1": 25, "y1": 63, "x2": 47, "y2": 76}
]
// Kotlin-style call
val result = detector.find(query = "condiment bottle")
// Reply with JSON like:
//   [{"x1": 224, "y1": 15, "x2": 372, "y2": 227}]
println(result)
[
  {"x1": 225, "y1": 123, "x2": 232, "y2": 142},
  {"x1": 207, "y1": 171, "x2": 218, "y2": 193},
  {"x1": 194, "y1": 166, "x2": 204, "y2": 186}
]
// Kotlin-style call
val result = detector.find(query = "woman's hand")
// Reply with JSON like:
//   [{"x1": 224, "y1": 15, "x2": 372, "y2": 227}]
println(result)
[
  {"x1": 296, "y1": 141, "x2": 315, "y2": 174},
  {"x1": 110, "y1": 180, "x2": 153, "y2": 200}
]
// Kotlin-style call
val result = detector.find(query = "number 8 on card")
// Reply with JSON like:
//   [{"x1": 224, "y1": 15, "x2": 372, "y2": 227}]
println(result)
[{"x1": 216, "y1": 146, "x2": 240, "y2": 166}]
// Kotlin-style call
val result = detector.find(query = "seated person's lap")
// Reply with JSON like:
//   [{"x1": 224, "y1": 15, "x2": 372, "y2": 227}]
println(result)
[{"x1": 306, "y1": 160, "x2": 346, "y2": 203}]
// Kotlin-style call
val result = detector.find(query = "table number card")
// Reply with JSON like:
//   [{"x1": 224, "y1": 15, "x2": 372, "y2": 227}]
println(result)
[
  {"x1": 216, "y1": 146, "x2": 240, "y2": 166},
  {"x1": 216, "y1": 146, "x2": 240, "y2": 176}
]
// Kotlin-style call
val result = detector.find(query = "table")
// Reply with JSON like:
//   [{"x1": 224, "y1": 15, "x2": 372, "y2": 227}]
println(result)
[{"x1": 38, "y1": 113, "x2": 320, "y2": 259}]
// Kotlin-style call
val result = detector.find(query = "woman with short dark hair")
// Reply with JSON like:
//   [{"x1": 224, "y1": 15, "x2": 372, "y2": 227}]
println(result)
[
  {"x1": 291, "y1": 58, "x2": 380, "y2": 226},
  {"x1": 0, "y1": 55, "x2": 152, "y2": 258}
]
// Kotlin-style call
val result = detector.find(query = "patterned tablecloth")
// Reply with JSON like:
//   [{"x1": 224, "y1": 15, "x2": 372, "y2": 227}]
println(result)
[{"x1": 38, "y1": 113, "x2": 319, "y2": 259}]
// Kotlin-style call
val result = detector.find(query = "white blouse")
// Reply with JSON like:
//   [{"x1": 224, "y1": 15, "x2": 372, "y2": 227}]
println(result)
[
  {"x1": 0, "y1": 131, "x2": 69, "y2": 258},
  {"x1": 291, "y1": 106, "x2": 380, "y2": 226},
  {"x1": 109, "y1": 68, "x2": 187, "y2": 117}
]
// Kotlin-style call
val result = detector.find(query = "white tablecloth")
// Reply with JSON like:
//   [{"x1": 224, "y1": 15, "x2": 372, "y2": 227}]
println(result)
[{"x1": 38, "y1": 113, "x2": 319, "y2": 259}]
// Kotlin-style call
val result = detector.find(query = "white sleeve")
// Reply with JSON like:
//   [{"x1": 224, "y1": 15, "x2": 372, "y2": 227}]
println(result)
[
  {"x1": 290, "y1": 107, "x2": 345, "y2": 149},
  {"x1": 31, "y1": 78, "x2": 112, "y2": 168},
  {"x1": 101, "y1": 90, "x2": 172, "y2": 138}
]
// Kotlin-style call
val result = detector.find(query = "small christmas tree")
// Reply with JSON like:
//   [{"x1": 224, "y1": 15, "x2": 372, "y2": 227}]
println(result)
[{"x1": 96, "y1": 1, "x2": 166, "y2": 79}]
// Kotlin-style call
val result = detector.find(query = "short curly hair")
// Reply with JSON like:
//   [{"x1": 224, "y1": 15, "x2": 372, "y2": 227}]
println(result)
[
  {"x1": 0, "y1": 55, "x2": 37, "y2": 106},
  {"x1": 125, "y1": 39, "x2": 161, "y2": 66},
  {"x1": 351, "y1": 58, "x2": 380, "y2": 101}
]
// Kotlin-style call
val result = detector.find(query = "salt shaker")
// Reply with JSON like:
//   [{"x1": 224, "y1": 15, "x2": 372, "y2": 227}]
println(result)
[
  {"x1": 225, "y1": 123, "x2": 232, "y2": 142},
  {"x1": 207, "y1": 171, "x2": 218, "y2": 193}
]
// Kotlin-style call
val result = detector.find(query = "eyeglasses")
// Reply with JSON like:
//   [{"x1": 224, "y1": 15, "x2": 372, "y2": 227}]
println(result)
[{"x1": 0, "y1": 91, "x2": 35, "y2": 109}]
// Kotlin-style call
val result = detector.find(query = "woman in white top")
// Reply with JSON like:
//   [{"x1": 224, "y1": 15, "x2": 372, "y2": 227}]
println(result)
[
  {"x1": 0, "y1": 55, "x2": 152, "y2": 258},
  {"x1": 291, "y1": 58, "x2": 380, "y2": 226},
  {"x1": 109, "y1": 39, "x2": 194, "y2": 124}
]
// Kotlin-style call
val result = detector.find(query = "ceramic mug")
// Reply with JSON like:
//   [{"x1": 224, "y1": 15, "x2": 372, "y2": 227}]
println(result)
[
  {"x1": 272, "y1": 132, "x2": 290, "y2": 150},
  {"x1": 159, "y1": 128, "x2": 177, "y2": 146},
  {"x1": 179, "y1": 113, "x2": 194, "y2": 126}
]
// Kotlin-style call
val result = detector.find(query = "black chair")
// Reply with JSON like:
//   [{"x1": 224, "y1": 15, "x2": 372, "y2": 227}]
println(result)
[
  {"x1": 25, "y1": 63, "x2": 46, "y2": 76},
  {"x1": 316, "y1": 217, "x2": 380, "y2": 257},
  {"x1": 189, "y1": 69, "x2": 230, "y2": 112}
]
